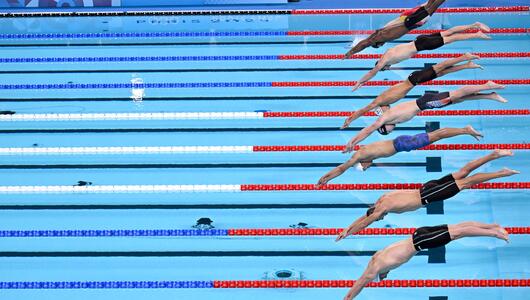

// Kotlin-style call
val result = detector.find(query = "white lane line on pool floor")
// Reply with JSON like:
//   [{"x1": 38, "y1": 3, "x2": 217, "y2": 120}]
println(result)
[{"x1": 0, "y1": 112, "x2": 264, "y2": 121}]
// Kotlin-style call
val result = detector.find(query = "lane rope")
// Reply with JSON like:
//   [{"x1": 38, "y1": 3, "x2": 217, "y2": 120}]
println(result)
[
  {"x1": 1, "y1": 110, "x2": 528, "y2": 122},
  {"x1": 1, "y1": 52, "x2": 528, "y2": 64},
  {"x1": 1, "y1": 79, "x2": 529, "y2": 90},
  {"x1": 0, "y1": 182, "x2": 527, "y2": 194},
  {"x1": 0, "y1": 227, "x2": 527, "y2": 237},
  {"x1": 0, "y1": 279, "x2": 528, "y2": 289},
  {"x1": 0, "y1": 144, "x2": 527, "y2": 155},
  {"x1": 0, "y1": 28, "x2": 526, "y2": 40}
]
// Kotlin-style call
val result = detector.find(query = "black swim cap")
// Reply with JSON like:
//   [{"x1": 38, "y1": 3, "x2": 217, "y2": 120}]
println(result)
[
  {"x1": 378, "y1": 126, "x2": 390, "y2": 135},
  {"x1": 366, "y1": 206, "x2": 376, "y2": 217}
]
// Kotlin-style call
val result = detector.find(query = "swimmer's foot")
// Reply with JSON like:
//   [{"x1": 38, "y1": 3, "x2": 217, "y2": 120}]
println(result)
[
  {"x1": 500, "y1": 167, "x2": 520, "y2": 176},
  {"x1": 485, "y1": 80, "x2": 505, "y2": 90},
  {"x1": 489, "y1": 92, "x2": 508, "y2": 103},
  {"x1": 465, "y1": 125, "x2": 483, "y2": 141},
  {"x1": 473, "y1": 22, "x2": 491, "y2": 32},
  {"x1": 463, "y1": 52, "x2": 480, "y2": 61},
  {"x1": 465, "y1": 61, "x2": 483, "y2": 70},
  {"x1": 495, "y1": 227, "x2": 510, "y2": 243},
  {"x1": 475, "y1": 31, "x2": 491, "y2": 40},
  {"x1": 492, "y1": 149, "x2": 514, "y2": 158}
]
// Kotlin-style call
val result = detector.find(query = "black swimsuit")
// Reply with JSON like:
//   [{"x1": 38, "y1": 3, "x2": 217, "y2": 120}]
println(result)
[
  {"x1": 415, "y1": 91, "x2": 451, "y2": 111},
  {"x1": 414, "y1": 32, "x2": 444, "y2": 51},
  {"x1": 408, "y1": 66, "x2": 437, "y2": 86},
  {"x1": 412, "y1": 224, "x2": 452, "y2": 251},
  {"x1": 420, "y1": 174, "x2": 460, "y2": 205},
  {"x1": 404, "y1": 6, "x2": 430, "y2": 30}
]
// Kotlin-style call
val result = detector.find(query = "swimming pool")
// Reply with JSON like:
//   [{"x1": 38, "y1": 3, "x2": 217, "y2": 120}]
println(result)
[{"x1": 0, "y1": 5, "x2": 528, "y2": 300}]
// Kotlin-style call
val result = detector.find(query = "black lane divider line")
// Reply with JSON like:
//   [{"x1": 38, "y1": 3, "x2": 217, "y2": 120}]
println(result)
[
  {"x1": 0, "y1": 40, "x2": 410, "y2": 47},
  {"x1": 0, "y1": 67, "x2": 421, "y2": 75},
  {"x1": 0, "y1": 95, "x2": 422, "y2": 102},
  {"x1": 0, "y1": 203, "x2": 373, "y2": 210},
  {"x1": 0, "y1": 126, "x2": 425, "y2": 134},
  {"x1": 0, "y1": 162, "x2": 428, "y2": 170},
  {"x1": 0, "y1": 250, "x2": 432, "y2": 257},
  {"x1": 430, "y1": 297, "x2": 449, "y2": 300}
]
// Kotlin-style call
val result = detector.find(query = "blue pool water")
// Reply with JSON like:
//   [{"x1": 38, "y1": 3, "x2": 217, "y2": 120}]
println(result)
[{"x1": 0, "y1": 8, "x2": 529, "y2": 300}]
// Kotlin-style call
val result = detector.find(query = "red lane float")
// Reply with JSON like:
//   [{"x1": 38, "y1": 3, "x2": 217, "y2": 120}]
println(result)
[
  {"x1": 227, "y1": 227, "x2": 530, "y2": 236},
  {"x1": 272, "y1": 79, "x2": 530, "y2": 87},
  {"x1": 287, "y1": 28, "x2": 529, "y2": 36},
  {"x1": 278, "y1": 52, "x2": 530, "y2": 60},
  {"x1": 213, "y1": 279, "x2": 530, "y2": 288},
  {"x1": 291, "y1": 6, "x2": 530, "y2": 15},
  {"x1": 252, "y1": 144, "x2": 530, "y2": 152},
  {"x1": 240, "y1": 182, "x2": 530, "y2": 191},
  {"x1": 263, "y1": 110, "x2": 530, "y2": 118}
]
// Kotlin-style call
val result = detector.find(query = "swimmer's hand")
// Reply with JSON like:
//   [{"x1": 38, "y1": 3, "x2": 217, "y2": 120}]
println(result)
[
  {"x1": 315, "y1": 176, "x2": 329, "y2": 189},
  {"x1": 343, "y1": 139, "x2": 358, "y2": 153},
  {"x1": 351, "y1": 82, "x2": 362, "y2": 92},
  {"x1": 335, "y1": 228, "x2": 350, "y2": 242},
  {"x1": 343, "y1": 288, "x2": 356, "y2": 300},
  {"x1": 341, "y1": 115, "x2": 355, "y2": 129},
  {"x1": 343, "y1": 48, "x2": 355, "y2": 60}
]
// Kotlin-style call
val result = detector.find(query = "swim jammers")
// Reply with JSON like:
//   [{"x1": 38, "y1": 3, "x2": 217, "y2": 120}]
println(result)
[
  {"x1": 415, "y1": 91, "x2": 451, "y2": 111},
  {"x1": 420, "y1": 174, "x2": 460, "y2": 205},
  {"x1": 392, "y1": 133, "x2": 430, "y2": 152},
  {"x1": 414, "y1": 32, "x2": 444, "y2": 51},
  {"x1": 404, "y1": 6, "x2": 430, "y2": 30},
  {"x1": 412, "y1": 224, "x2": 451, "y2": 251},
  {"x1": 408, "y1": 66, "x2": 437, "y2": 86}
]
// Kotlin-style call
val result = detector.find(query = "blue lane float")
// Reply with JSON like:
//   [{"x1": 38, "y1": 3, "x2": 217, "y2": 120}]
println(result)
[
  {"x1": 0, "y1": 31, "x2": 288, "y2": 39},
  {"x1": 0, "y1": 82, "x2": 272, "y2": 89},
  {"x1": 0, "y1": 229, "x2": 229, "y2": 237},
  {"x1": 0, "y1": 56, "x2": 280, "y2": 63},
  {"x1": 0, "y1": 280, "x2": 214, "y2": 289}
]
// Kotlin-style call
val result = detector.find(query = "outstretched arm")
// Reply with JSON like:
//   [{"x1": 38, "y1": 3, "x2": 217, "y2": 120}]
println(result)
[
  {"x1": 316, "y1": 155, "x2": 360, "y2": 187},
  {"x1": 352, "y1": 59, "x2": 388, "y2": 92},
  {"x1": 344, "y1": 118, "x2": 386, "y2": 153},
  {"x1": 343, "y1": 263, "x2": 379, "y2": 300},
  {"x1": 344, "y1": 38, "x2": 373, "y2": 59},
  {"x1": 336, "y1": 208, "x2": 386, "y2": 241}
]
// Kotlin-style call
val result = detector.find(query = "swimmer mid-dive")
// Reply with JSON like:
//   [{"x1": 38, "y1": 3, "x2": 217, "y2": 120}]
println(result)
[
  {"x1": 335, "y1": 150, "x2": 518, "y2": 241},
  {"x1": 344, "y1": 0, "x2": 447, "y2": 58},
  {"x1": 315, "y1": 126, "x2": 482, "y2": 187},
  {"x1": 341, "y1": 53, "x2": 481, "y2": 130},
  {"x1": 341, "y1": 222, "x2": 509, "y2": 300},
  {"x1": 343, "y1": 81, "x2": 506, "y2": 151},
  {"x1": 351, "y1": 22, "x2": 491, "y2": 92}
]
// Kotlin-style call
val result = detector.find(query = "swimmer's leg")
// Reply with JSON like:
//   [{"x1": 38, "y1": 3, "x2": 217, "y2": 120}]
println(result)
[
  {"x1": 453, "y1": 92, "x2": 507, "y2": 103},
  {"x1": 449, "y1": 82, "x2": 506, "y2": 103},
  {"x1": 427, "y1": 126, "x2": 482, "y2": 143},
  {"x1": 432, "y1": 53, "x2": 479, "y2": 75},
  {"x1": 441, "y1": 22, "x2": 490, "y2": 37},
  {"x1": 436, "y1": 61, "x2": 483, "y2": 77},
  {"x1": 451, "y1": 150, "x2": 514, "y2": 180},
  {"x1": 456, "y1": 168, "x2": 519, "y2": 190},
  {"x1": 448, "y1": 222, "x2": 509, "y2": 242},
  {"x1": 443, "y1": 32, "x2": 491, "y2": 45}
]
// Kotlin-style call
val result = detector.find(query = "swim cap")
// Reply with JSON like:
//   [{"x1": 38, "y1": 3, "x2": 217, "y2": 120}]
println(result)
[
  {"x1": 353, "y1": 162, "x2": 365, "y2": 172},
  {"x1": 378, "y1": 126, "x2": 390, "y2": 135},
  {"x1": 366, "y1": 206, "x2": 376, "y2": 217}
]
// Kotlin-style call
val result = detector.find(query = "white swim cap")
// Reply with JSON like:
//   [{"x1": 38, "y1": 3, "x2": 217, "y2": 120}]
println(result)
[{"x1": 353, "y1": 163, "x2": 365, "y2": 172}]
